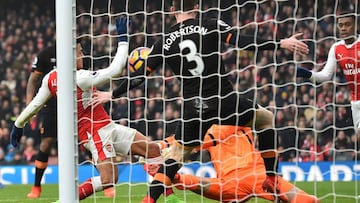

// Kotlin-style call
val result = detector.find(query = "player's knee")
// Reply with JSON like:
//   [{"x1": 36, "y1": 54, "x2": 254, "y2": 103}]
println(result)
[
  {"x1": 40, "y1": 137, "x2": 55, "y2": 151},
  {"x1": 255, "y1": 108, "x2": 274, "y2": 129},
  {"x1": 147, "y1": 143, "x2": 161, "y2": 158}
]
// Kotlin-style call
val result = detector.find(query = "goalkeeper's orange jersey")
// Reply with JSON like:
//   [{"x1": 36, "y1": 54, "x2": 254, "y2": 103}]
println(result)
[{"x1": 202, "y1": 125, "x2": 264, "y2": 177}]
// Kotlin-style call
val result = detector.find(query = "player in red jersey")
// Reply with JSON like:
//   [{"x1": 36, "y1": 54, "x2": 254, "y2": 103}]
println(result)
[
  {"x1": 172, "y1": 124, "x2": 320, "y2": 203},
  {"x1": 296, "y1": 10, "x2": 360, "y2": 130},
  {"x1": 9, "y1": 17, "x2": 163, "y2": 201}
]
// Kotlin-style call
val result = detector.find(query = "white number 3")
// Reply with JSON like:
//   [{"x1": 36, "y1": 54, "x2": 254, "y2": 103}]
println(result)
[{"x1": 179, "y1": 40, "x2": 204, "y2": 76}]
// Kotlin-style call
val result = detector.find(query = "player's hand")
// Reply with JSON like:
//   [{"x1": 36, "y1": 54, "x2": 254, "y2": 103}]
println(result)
[
  {"x1": 10, "y1": 125, "x2": 23, "y2": 148},
  {"x1": 115, "y1": 17, "x2": 130, "y2": 42},
  {"x1": 280, "y1": 33, "x2": 309, "y2": 56},
  {"x1": 90, "y1": 91, "x2": 112, "y2": 106}
]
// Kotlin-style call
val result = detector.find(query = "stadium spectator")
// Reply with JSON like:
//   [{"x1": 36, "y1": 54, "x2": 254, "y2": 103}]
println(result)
[
  {"x1": 22, "y1": 137, "x2": 37, "y2": 164},
  {"x1": 0, "y1": 147, "x2": 7, "y2": 165},
  {"x1": 332, "y1": 130, "x2": 353, "y2": 161}
]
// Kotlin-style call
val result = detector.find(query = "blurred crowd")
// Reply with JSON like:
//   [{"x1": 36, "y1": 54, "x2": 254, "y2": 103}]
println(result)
[{"x1": 0, "y1": 0, "x2": 359, "y2": 166}]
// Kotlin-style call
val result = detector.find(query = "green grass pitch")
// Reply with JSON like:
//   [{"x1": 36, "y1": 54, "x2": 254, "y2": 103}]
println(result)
[{"x1": 0, "y1": 182, "x2": 358, "y2": 203}]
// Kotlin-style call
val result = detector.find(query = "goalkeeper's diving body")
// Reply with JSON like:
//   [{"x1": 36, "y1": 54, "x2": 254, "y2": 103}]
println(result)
[
  {"x1": 91, "y1": 0, "x2": 309, "y2": 202},
  {"x1": 9, "y1": 17, "x2": 163, "y2": 200},
  {"x1": 171, "y1": 124, "x2": 320, "y2": 203}
]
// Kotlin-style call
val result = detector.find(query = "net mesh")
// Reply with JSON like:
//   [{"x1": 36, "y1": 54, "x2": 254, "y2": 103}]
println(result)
[{"x1": 75, "y1": 0, "x2": 360, "y2": 202}]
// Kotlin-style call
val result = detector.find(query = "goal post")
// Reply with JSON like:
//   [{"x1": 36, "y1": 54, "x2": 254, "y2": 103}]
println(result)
[{"x1": 56, "y1": 0, "x2": 78, "y2": 202}]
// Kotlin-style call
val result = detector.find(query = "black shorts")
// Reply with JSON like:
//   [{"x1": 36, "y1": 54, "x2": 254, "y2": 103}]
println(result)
[
  {"x1": 174, "y1": 92, "x2": 258, "y2": 146},
  {"x1": 37, "y1": 105, "x2": 57, "y2": 139}
]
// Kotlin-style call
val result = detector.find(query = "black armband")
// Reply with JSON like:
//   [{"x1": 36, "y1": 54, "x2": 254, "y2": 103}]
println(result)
[
  {"x1": 296, "y1": 67, "x2": 312, "y2": 78},
  {"x1": 112, "y1": 63, "x2": 151, "y2": 98},
  {"x1": 230, "y1": 34, "x2": 278, "y2": 51},
  {"x1": 112, "y1": 77, "x2": 146, "y2": 98}
]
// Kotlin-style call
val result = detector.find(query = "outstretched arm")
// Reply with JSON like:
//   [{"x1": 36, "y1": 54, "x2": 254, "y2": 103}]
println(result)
[
  {"x1": 219, "y1": 19, "x2": 308, "y2": 55},
  {"x1": 77, "y1": 17, "x2": 130, "y2": 90},
  {"x1": 296, "y1": 44, "x2": 337, "y2": 82},
  {"x1": 236, "y1": 33, "x2": 309, "y2": 55},
  {"x1": 279, "y1": 33, "x2": 309, "y2": 56},
  {"x1": 11, "y1": 74, "x2": 52, "y2": 147}
]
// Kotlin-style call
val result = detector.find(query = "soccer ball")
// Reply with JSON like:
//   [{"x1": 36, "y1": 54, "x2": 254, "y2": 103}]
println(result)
[{"x1": 128, "y1": 47, "x2": 151, "y2": 73}]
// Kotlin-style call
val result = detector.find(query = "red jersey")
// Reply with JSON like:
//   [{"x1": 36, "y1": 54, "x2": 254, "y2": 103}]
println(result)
[
  {"x1": 334, "y1": 39, "x2": 360, "y2": 100},
  {"x1": 47, "y1": 70, "x2": 111, "y2": 143},
  {"x1": 311, "y1": 37, "x2": 360, "y2": 101}
]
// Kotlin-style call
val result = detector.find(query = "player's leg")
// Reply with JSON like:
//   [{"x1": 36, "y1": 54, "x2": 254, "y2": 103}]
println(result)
[
  {"x1": 277, "y1": 177, "x2": 320, "y2": 203},
  {"x1": 78, "y1": 157, "x2": 118, "y2": 200},
  {"x1": 143, "y1": 142, "x2": 194, "y2": 203},
  {"x1": 129, "y1": 131, "x2": 162, "y2": 159},
  {"x1": 27, "y1": 113, "x2": 57, "y2": 198},
  {"x1": 142, "y1": 99, "x2": 205, "y2": 203},
  {"x1": 79, "y1": 124, "x2": 123, "y2": 200},
  {"x1": 250, "y1": 105, "x2": 278, "y2": 175},
  {"x1": 254, "y1": 171, "x2": 319, "y2": 203},
  {"x1": 246, "y1": 105, "x2": 280, "y2": 193}
]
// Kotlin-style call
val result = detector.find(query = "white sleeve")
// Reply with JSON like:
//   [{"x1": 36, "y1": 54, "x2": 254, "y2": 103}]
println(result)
[
  {"x1": 310, "y1": 44, "x2": 337, "y2": 82},
  {"x1": 15, "y1": 74, "x2": 52, "y2": 128},
  {"x1": 77, "y1": 42, "x2": 129, "y2": 90}
]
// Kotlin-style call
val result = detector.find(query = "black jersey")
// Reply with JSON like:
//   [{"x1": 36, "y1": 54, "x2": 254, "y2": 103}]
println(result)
[
  {"x1": 147, "y1": 18, "x2": 233, "y2": 99},
  {"x1": 146, "y1": 18, "x2": 279, "y2": 99},
  {"x1": 113, "y1": 18, "x2": 279, "y2": 98},
  {"x1": 31, "y1": 45, "x2": 57, "y2": 110}
]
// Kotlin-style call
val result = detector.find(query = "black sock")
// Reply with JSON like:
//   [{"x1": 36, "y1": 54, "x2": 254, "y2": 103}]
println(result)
[
  {"x1": 149, "y1": 159, "x2": 180, "y2": 201},
  {"x1": 34, "y1": 150, "x2": 49, "y2": 187},
  {"x1": 258, "y1": 129, "x2": 278, "y2": 176}
]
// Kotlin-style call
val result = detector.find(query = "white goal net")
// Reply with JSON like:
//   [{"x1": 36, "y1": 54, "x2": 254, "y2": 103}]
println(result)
[{"x1": 75, "y1": 0, "x2": 359, "y2": 202}]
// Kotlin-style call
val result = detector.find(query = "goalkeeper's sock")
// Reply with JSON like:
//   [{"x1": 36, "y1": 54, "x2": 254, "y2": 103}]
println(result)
[
  {"x1": 258, "y1": 129, "x2": 278, "y2": 176},
  {"x1": 79, "y1": 177, "x2": 102, "y2": 200},
  {"x1": 34, "y1": 150, "x2": 49, "y2": 187},
  {"x1": 149, "y1": 159, "x2": 180, "y2": 201},
  {"x1": 164, "y1": 188, "x2": 174, "y2": 197}
]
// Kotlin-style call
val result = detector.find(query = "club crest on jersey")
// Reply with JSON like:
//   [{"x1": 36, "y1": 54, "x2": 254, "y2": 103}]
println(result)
[
  {"x1": 104, "y1": 144, "x2": 112, "y2": 153},
  {"x1": 358, "y1": 51, "x2": 360, "y2": 57}
]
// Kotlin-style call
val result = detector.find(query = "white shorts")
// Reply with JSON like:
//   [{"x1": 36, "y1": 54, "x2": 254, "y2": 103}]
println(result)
[
  {"x1": 351, "y1": 100, "x2": 360, "y2": 129},
  {"x1": 83, "y1": 122, "x2": 136, "y2": 164}
]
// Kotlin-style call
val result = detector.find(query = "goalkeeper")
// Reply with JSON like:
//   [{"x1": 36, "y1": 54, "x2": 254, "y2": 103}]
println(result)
[
  {"x1": 9, "y1": 17, "x2": 163, "y2": 201},
  {"x1": 171, "y1": 124, "x2": 320, "y2": 203}
]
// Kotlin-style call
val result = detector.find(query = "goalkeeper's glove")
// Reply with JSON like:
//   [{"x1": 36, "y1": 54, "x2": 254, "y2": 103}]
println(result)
[
  {"x1": 115, "y1": 17, "x2": 130, "y2": 42},
  {"x1": 10, "y1": 125, "x2": 23, "y2": 148}
]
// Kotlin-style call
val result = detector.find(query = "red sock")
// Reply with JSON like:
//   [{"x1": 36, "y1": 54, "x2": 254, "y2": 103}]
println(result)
[
  {"x1": 79, "y1": 178, "x2": 94, "y2": 200},
  {"x1": 164, "y1": 188, "x2": 174, "y2": 197}
]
